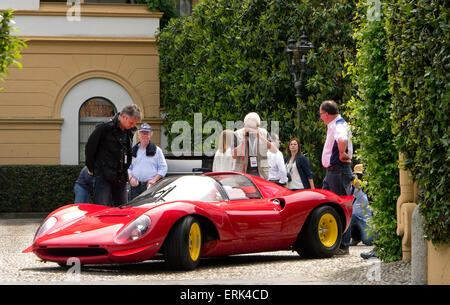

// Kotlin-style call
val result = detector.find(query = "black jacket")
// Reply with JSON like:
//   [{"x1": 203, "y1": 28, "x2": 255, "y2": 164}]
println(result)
[
  {"x1": 284, "y1": 153, "x2": 314, "y2": 189},
  {"x1": 85, "y1": 114, "x2": 136, "y2": 184},
  {"x1": 132, "y1": 141, "x2": 156, "y2": 158}
]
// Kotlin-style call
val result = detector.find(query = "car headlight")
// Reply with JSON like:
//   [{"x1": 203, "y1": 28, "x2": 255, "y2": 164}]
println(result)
[
  {"x1": 34, "y1": 216, "x2": 57, "y2": 241},
  {"x1": 115, "y1": 215, "x2": 151, "y2": 244}
]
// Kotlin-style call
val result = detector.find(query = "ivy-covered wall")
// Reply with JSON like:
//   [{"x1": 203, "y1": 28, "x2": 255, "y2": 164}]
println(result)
[
  {"x1": 385, "y1": 0, "x2": 449, "y2": 244},
  {"x1": 346, "y1": 1, "x2": 401, "y2": 261}
]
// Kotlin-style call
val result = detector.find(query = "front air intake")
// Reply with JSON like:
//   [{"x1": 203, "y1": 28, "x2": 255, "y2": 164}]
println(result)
[{"x1": 45, "y1": 248, "x2": 107, "y2": 257}]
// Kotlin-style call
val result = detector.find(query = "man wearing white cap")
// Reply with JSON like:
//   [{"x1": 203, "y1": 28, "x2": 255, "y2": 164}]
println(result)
[
  {"x1": 128, "y1": 123, "x2": 168, "y2": 200},
  {"x1": 232, "y1": 112, "x2": 276, "y2": 179}
]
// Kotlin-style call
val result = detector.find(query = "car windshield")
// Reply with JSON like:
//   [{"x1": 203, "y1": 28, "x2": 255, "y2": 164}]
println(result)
[
  {"x1": 126, "y1": 175, "x2": 226, "y2": 207},
  {"x1": 210, "y1": 174, "x2": 263, "y2": 200}
]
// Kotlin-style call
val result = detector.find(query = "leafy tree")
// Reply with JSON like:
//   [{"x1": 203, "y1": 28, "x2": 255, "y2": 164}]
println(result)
[{"x1": 0, "y1": 9, "x2": 27, "y2": 89}]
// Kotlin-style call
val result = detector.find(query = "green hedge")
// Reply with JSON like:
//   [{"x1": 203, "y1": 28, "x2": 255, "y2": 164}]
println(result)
[
  {"x1": 385, "y1": 0, "x2": 449, "y2": 244},
  {"x1": 158, "y1": 0, "x2": 358, "y2": 184},
  {"x1": 346, "y1": 1, "x2": 402, "y2": 261},
  {"x1": 0, "y1": 165, "x2": 83, "y2": 213}
]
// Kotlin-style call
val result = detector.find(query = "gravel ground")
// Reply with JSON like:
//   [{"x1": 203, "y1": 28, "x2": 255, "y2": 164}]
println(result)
[{"x1": 0, "y1": 218, "x2": 411, "y2": 285}]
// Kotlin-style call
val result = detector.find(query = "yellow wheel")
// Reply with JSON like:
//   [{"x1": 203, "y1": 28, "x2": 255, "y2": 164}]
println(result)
[
  {"x1": 295, "y1": 205, "x2": 342, "y2": 258},
  {"x1": 318, "y1": 213, "x2": 338, "y2": 248},
  {"x1": 164, "y1": 216, "x2": 202, "y2": 270},
  {"x1": 188, "y1": 222, "x2": 202, "y2": 261}
]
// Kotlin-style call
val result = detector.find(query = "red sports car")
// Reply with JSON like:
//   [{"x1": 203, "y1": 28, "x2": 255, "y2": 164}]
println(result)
[{"x1": 23, "y1": 172, "x2": 353, "y2": 270}]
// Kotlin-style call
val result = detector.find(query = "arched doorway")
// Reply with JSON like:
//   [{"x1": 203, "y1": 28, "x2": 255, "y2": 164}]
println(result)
[
  {"x1": 78, "y1": 97, "x2": 117, "y2": 164},
  {"x1": 60, "y1": 77, "x2": 134, "y2": 165}
]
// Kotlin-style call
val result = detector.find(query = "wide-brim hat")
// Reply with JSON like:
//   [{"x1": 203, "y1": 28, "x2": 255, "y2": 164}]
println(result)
[{"x1": 353, "y1": 164, "x2": 363, "y2": 174}]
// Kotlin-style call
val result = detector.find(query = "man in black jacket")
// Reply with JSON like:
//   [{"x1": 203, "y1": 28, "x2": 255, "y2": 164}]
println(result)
[{"x1": 85, "y1": 104, "x2": 141, "y2": 206}]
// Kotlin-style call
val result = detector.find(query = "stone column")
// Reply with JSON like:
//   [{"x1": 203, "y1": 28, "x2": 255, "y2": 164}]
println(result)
[
  {"x1": 396, "y1": 153, "x2": 418, "y2": 261},
  {"x1": 411, "y1": 206, "x2": 427, "y2": 284}
]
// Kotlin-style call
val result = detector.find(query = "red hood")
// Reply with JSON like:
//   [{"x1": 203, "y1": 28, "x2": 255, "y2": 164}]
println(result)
[{"x1": 33, "y1": 205, "x2": 150, "y2": 247}]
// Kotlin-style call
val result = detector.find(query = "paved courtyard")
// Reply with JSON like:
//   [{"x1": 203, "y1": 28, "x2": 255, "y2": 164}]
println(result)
[{"x1": 0, "y1": 218, "x2": 411, "y2": 285}]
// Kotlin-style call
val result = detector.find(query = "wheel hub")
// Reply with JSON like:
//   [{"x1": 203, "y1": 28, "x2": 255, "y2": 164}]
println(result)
[
  {"x1": 318, "y1": 213, "x2": 338, "y2": 248},
  {"x1": 188, "y1": 222, "x2": 201, "y2": 261}
]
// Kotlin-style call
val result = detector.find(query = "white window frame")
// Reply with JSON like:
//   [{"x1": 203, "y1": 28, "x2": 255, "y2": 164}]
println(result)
[{"x1": 60, "y1": 78, "x2": 133, "y2": 165}]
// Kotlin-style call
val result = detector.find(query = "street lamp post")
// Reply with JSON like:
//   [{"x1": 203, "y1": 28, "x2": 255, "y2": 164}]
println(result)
[{"x1": 284, "y1": 34, "x2": 314, "y2": 124}]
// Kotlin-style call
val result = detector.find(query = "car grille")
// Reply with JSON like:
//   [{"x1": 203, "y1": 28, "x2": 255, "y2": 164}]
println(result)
[{"x1": 44, "y1": 247, "x2": 108, "y2": 257}]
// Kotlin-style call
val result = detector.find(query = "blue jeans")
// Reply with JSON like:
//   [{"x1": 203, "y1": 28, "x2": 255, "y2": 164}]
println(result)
[
  {"x1": 93, "y1": 176, "x2": 127, "y2": 207},
  {"x1": 74, "y1": 183, "x2": 91, "y2": 203},
  {"x1": 323, "y1": 164, "x2": 353, "y2": 249},
  {"x1": 129, "y1": 183, "x2": 147, "y2": 201},
  {"x1": 341, "y1": 222, "x2": 352, "y2": 249},
  {"x1": 322, "y1": 164, "x2": 353, "y2": 196},
  {"x1": 349, "y1": 215, "x2": 374, "y2": 246}
]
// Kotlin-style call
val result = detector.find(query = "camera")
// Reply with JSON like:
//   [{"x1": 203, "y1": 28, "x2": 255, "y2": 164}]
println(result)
[{"x1": 245, "y1": 130, "x2": 256, "y2": 137}]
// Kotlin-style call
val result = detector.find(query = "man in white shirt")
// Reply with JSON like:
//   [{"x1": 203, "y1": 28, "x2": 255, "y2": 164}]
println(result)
[
  {"x1": 128, "y1": 123, "x2": 168, "y2": 200},
  {"x1": 267, "y1": 133, "x2": 288, "y2": 186},
  {"x1": 319, "y1": 100, "x2": 353, "y2": 255},
  {"x1": 320, "y1": 100, "x2": 353, "y2": 194}
]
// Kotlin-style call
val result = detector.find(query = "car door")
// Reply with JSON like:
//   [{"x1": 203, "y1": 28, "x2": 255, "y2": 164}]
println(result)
[
  {"x1": 222, "y1": 190, "x2": 282, "y2": 237},
  {"x1": 211, "y1": 173, "x2": 282, "y2": 237}
]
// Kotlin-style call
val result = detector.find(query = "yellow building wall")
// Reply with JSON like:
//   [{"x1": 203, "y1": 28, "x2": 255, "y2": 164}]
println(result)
[
  {"x1": 0, "y1": 3, "x2": 163, "y2": 165},
  {"x1": 0, "y1": 118, "x2": 62, "y2": 164},
  {"x1": 1, "y1": 38, "x2": 160, "y2": 117},
  {"x1": 0, "y1": 3, "x2": 162, "y2": 165},
  {"x1": 0, "y1": 38, "x2": 161, "y2": 165}
]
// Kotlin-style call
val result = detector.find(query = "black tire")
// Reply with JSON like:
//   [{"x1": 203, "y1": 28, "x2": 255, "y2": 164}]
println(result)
[
  {"x1": 295, "y1": 205, "x2": 342, "y2": 258},
  {"x1": 164, "y1": 216, "x2": 202, "y2": 270}
]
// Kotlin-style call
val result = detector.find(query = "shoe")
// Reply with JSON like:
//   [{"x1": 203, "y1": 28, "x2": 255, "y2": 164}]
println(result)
[
  {"x1": 335, "y1": 248, "x2": 350, "y2": 255},
  {"x1": 360, "y1": 249, "x2": 377, "y2": 259},
  {"x1": 350, "y1": 238, "x2": 361, "y2": 246}
]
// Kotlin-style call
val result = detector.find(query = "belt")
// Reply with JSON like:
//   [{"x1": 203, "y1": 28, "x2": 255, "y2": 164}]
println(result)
[
  {"x1": 130, "y1": 181, "x2": 147, "y2": 187},
  {"x1": 327, "y1": 163, "x2": 351, "y2": 171}
]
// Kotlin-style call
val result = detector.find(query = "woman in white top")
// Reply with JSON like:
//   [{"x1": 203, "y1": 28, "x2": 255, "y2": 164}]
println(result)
[
  {"x1": 267, "y1": 133, "x2": 288, "y2": 185},
  {"x1": 213, "y1": 129, "x2": 235, "y2": 172},
  {"x1": 284, "y1": 138, "x2": 315, "y2": 190}
]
